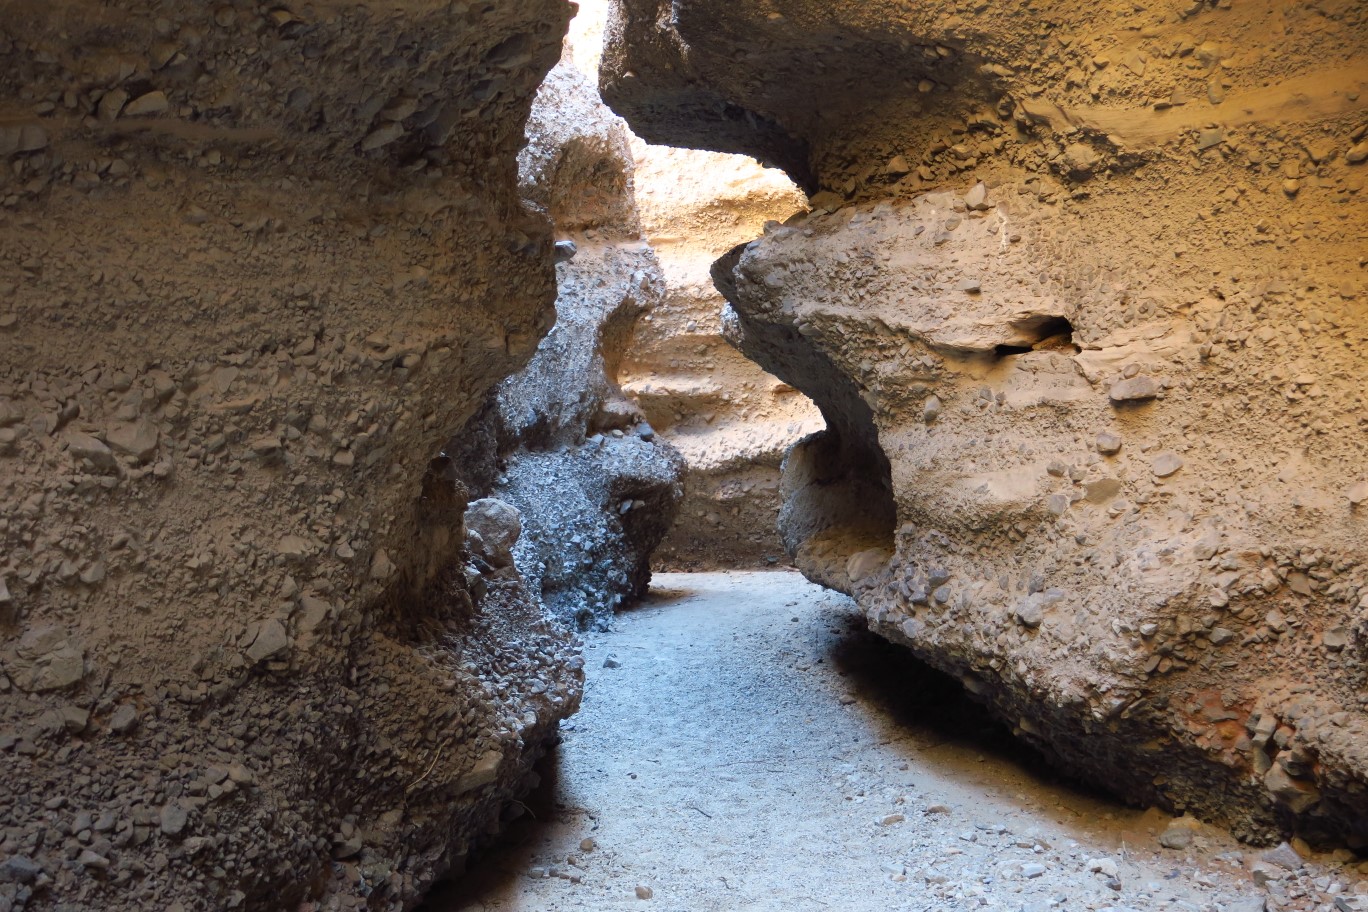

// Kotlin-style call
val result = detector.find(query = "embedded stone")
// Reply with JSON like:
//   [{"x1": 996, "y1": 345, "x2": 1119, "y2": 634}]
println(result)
[{"x1": 1109, "y1": 376, "x2": 1159, "y2": 402}]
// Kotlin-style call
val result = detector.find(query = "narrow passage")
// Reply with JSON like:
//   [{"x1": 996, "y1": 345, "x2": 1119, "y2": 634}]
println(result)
[{"x1": 425, "y1": 572, "x2": 1287, "y2": 912}]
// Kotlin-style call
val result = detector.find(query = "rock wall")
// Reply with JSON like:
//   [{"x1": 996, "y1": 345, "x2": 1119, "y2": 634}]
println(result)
[
  {"x1": 0, "y1": 2, "x2": 586, "y2": 909},
  {"x1": 554, "y1": 0, "x2": 823, "y2": 569},
  {"x1": 619, "y1": 141, "x2": 822, "y2": 568},
  {"x1": 604, "y1": 0, "x2": 1368, "y2": 846},
  {"x1": 445, "y1": 57, "x2": 686, "y2": 630}
]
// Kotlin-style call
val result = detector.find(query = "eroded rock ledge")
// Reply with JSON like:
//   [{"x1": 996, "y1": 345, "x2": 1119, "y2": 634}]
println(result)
[{"x1": 605, "y1": 0, "x2": 1368, "y2": 846}]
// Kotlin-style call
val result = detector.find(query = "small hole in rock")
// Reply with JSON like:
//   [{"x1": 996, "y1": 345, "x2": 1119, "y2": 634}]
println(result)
[{"x1": 995, "y1": 315, "x2": 1077, "y2": 358}]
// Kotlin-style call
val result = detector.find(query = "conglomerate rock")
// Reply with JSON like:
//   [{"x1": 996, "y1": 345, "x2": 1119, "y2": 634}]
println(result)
[
  {"x1": 0, "y1": 2, "x2": 586, "y2": 909},
  {"x1": 619, "y1": 141, "x2": 822, "y2": 569},
  {"x1": 537, "y1": 0, "x2": 822, "y2": 571},
  {"x1": 605, "y1": 0, "x2": 1368, "y2": 846},
  {"x1": 444, "y1": 57, "x2": 686, "y2": 630}
]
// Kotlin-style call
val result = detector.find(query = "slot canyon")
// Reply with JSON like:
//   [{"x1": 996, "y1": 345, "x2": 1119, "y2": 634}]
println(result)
[{"x1": 0, "y1": 0, "x2": 1365, "y2": 910}]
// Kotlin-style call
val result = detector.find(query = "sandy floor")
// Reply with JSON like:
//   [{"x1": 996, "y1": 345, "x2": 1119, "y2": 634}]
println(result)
[{"x1": 423, "y1": 572, "x2": 1355, "y2": 912}]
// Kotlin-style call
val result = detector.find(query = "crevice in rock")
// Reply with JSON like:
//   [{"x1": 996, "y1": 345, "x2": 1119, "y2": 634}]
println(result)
[
  {"x1": 993, "y1": 315, "x2": 1077, "y2": 359},
  {"x1": 5, "y1": 1, "x2": 1367, "y2": 909}
]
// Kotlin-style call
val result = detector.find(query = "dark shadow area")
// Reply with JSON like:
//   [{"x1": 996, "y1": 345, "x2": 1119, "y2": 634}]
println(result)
[
  {"x1": 416, "y1": 745, "x2": 571, "y2": 911},
  {"x1": 822, "y1": 608, "x2": 1108, "y2": 798},
  {"x1": 616, "y1": 580, "x2": 694, "y2": 614},
  {"x1": 996, "y1": 314, "x2": 1078, "y2": 358}
]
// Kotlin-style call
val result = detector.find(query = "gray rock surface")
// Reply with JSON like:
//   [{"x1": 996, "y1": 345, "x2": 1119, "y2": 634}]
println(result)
[
  {"x1": 446, "y1": 58, "x2": 685, "y2": 630},
  {"x1": 465, "y1": 498, "x2": 524, "y2": 569}
]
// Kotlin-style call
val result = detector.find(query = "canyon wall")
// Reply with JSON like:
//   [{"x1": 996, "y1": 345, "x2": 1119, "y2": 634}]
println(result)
[
  {"x1": 446, "y1": 57, "x2": 686, "y2": 629},
  {"x1": 558, "y1": 0, "x2": 823, "y2": 569},
  {"x1": 604, "y1": 0, "x2": 1368, "y2": 846},
  {"x1": 619, "y1": 142, "x2": 822, "y2": 568},
  {"x1": 0, "y1": 2, "x2": 590, "y2": 909}
]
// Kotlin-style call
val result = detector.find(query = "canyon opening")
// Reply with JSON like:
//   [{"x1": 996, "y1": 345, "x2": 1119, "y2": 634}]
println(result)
[{"x1": 1, "y1": 1, "x2": 1366, "y2": 911}]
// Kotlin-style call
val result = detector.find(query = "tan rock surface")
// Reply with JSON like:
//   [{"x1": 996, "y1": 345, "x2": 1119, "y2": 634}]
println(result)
[
  {"x1": 567, "y1": 0, "x2": 823, "y2": 568},
  {"x1": 621, "y1": 140, "x2": 821, "y2": 568},
  {"x1": 605, "y1": 0, "x2": 1368, "y2": 846},
  {"x1": 0, "y1": 2, "x2": 586, "y2": 908}
]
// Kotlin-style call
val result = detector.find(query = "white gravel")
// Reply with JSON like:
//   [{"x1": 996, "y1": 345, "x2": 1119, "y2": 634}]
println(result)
[{"x1": 425, "y1": 572, "x2": 1354, "y2": 912}]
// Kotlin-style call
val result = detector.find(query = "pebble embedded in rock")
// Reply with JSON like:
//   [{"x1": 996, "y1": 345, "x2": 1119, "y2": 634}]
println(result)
[
  {"x1": 0, "y1": 855, "x2": 41, "y2": 884},
  {"x1": 362, "y1": 122, "x2": 405, "y2": 151},
  {"x1": 1250, "y1": 861, "x2": 1284, "y2": 886},
  {"x1": 67, "y1": 433, "x2": 117, "y2": 469},
  {"x1": 1083, "y1": 477, "x2": 1121, "y2": 503},
  {"x1": 1151, "y1": 452, "x2": 1184, "y2": 477},
  {"x1": 1096, "y1": 432, "x2": 1123, "y2": 455},
  {"x1": 466, "y1": 498, "x2": 522, "y2": 568},
  {"x1": 1063, "y1": 142, "x2": 1100, "y2": 176},
  {"x1": 1347, "y1": 480, "x2": 1368, "y2": 505},
  {"x1": 1159, "y1": 822, "x2": 1194, "y2": 850},
  {"x1": 1109, "y1": 376, "x2": 1160, "y2": 402},
  {"x1": 160, "y1": 802, "x2": 189, "y2": 837},
  {"x1": 1196, "y1": 128, "x2": 1224, "y2": 151},
  {"x1": 1323, "y1": 627, "x2": 1349, "y2": 650},
  {"x1": 107, "y1": 420, "x2": 159, "y2": 461},
  {"x1": 635, "y1": 885, "x2": 653, "y2": 900},
  {"x1": 123, "y1": 90, "x2": 170, "y2": 116},
  {"x1": 246, "y1": 619, "x2": 290, "y2": 664},
  {"x1": 1260, "y1": 841, "x2": 1303, "y2": 871},
  {"x1": 964, "y1": 181, "x2": 990, "y2": 210},
  {"x1": 97, "y1": 88, "x2": 129, "y2": 121},
  {"x1": 108, "y1": 703, "x2": 139, "y2": 734},
  {"x1": 78, "y1": 849, "x2": 110, "y2": 869},
  {"x1": 61, "y1": 705, "x2": 89, "y2": 734},
  {"x1": 1016, "y1": 599, "x2": 1044, "y2": 629}
]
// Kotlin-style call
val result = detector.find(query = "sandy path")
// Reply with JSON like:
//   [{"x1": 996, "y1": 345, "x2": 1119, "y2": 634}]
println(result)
[{"x1": 422, "y1": 572, "x2": 1331, "y2": 912}]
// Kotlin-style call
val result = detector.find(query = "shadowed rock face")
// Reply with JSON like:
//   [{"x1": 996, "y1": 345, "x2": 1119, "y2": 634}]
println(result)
[
  {"x1": 445, "y1": 59, "x2": 686, "y2": 631},
  {"x1": 604, "y1": 0, "x2": 1368, "y2": 846},
  {"x1": 0, "y1": 2, "x2": 586, "y2": 908},
  {"x1": 600, "y1": 0, "x2": 1024, "y2": 193}
]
